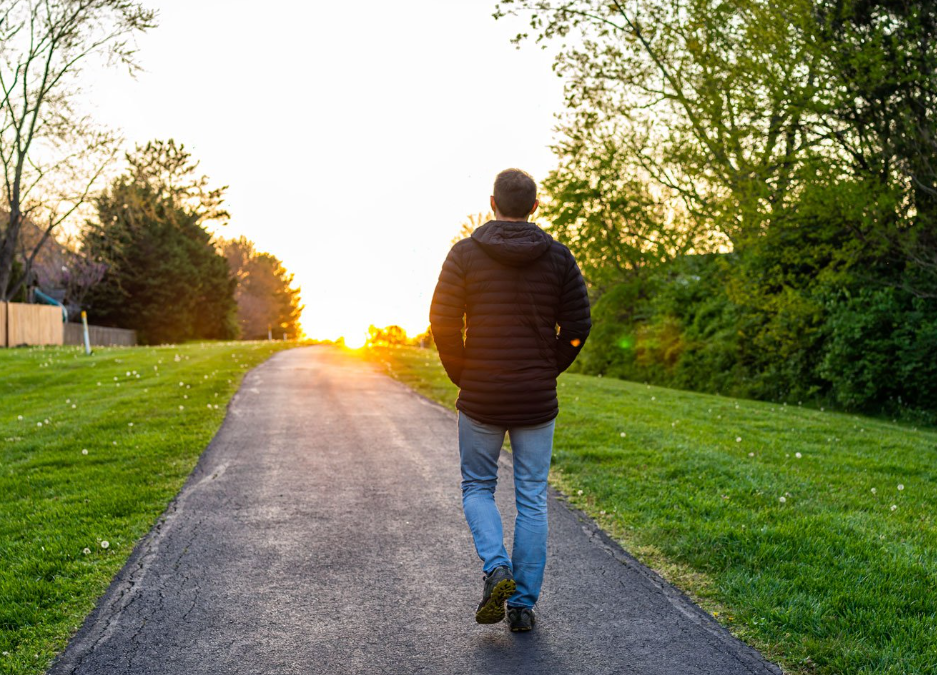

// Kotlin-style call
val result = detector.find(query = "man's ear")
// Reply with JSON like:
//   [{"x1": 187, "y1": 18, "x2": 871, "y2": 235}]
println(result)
[
  {"x1": 490, "y1": 195, "x2": 498, "y2": 214},
  {"x1": 530, "y1": 199, "x2": 540, "y2": 215}
]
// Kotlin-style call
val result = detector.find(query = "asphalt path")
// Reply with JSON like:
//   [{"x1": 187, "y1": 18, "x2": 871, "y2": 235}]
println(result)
[{"x1": 50, "y1": 346, "x2": 781, "y2": 675}]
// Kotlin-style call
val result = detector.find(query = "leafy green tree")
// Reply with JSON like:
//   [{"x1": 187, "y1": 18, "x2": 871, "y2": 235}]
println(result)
[
  {"x1": 221, "y1": 236, "x2": 303, "y2": 340},
  {"x1": 496, "y1": 0, "x2": 937, "y2": 419},
  {"x1": 82, "y1": 140, "x2": 238, "y2": 344}
]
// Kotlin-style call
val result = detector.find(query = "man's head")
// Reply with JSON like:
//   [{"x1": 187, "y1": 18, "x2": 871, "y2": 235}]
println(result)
[{"x1": 491, "y1": 168, "x2": 539, "y2": 221}]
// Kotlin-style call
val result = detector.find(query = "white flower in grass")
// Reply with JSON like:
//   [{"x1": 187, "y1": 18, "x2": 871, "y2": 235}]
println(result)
[
  {"x1": 18, "y1": 415, "x2": 23, "y2": 420},
  {"x1": 795, "y1": 452, "x2": 802, "y2": 459},
  {"x1": 207, "y1": 404, "x2": 213, "y2": 409},
  {"x1": 736, "y1": 437, "x2": 742, "y2": 443},
  {"x1": 748, "y1": 452, "x2": 755, "y2": 458},
  {"x1": 620, "y1": 432, "x2": 626, "y2": 438},
  {"x1": 112, "y1": 441, "x2": 117, "y2": 446},
  {"x1": 577, "y1": 489, "x2": 584, "y2": 496},
  {"x1": 97, "y1": 382, "x2": 101, "y2": 386},
  {"x1": 213, "y1": 404, "x2": 219, "y2": 410},
  {"x1": 651, "y1": 396, "x2": 656, "y2": 401},
  {"x1": 100, "y1": 540, "x2": 109, "y2": 549},
  {"x1": 890, "y1": 505, "x2": 897, "y2": 512},
  {"x1": 183, "y1": 394, "x2": 188, "y2": 399},
  {"x1": 871, "y1": 487, "x2": 877, "y2": 494},
  {"x1": 82, "y1": 547, "x2": 91, "y2": 555},
  {"x1": 179, "y1": 405, "x2": 185, "y2": 410},
  {"x1": 66, "y1": 399, "x2": 71, "y2": 403},
  {"x1": 779, "y1": 496, "x2": 786, "y2": 503},
  {"x1": 71, "y1": 404, "x2": 76, "y2": 409},
  {"x1": 128, "y1": 422, "x2": 134, "y2": 427},
  {"x1": 37, "y1": 422, "x2": 43, "y2": 427},
  {"x1": 81, "y1": 449, "x2": 88, "y2": 455},
  {"x1": 179, "y1": 381, "x2": 185, "y2": 387},
  {"x1": 125, "y1": 371, "x2": 130, "y2": 377},
  {"x1": 897, "y1": 484, "x2": 904, "y2": 491}
]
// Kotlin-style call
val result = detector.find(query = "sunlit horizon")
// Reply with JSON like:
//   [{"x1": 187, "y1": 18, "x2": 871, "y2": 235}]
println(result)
[{"x1": 80, "y1": 0, "x2": 565, "y2": 345}]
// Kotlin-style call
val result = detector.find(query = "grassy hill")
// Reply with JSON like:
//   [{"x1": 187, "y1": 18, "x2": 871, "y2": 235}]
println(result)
[
  {"x1": 0, "y1": 341, "x2": 294, "y2": 674},
  {"x1": 367, "y1": 345, "x2": 936, "y2": 675}
]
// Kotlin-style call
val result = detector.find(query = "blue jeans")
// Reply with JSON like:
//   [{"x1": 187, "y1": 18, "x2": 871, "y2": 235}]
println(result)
[{"x1": 458, "y1": 411, "x2": 555, "y2": 609}]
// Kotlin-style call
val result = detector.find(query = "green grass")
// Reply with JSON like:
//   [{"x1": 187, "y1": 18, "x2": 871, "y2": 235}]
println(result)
[
  {"x1": 0, "y1": 341, "x2": 294, "y2": 674},
  {"x1": 366, "y1": 345, "x2": 937, "y2": 675}
]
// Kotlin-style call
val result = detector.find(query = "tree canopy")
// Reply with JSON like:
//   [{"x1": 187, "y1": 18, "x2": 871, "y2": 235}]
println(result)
[{"x1": 82, "y1": 140, "x2": 238, "y2": 344}]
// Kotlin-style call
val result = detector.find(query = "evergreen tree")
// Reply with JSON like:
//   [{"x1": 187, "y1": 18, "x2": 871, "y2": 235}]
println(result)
[{"x1": 82, "y1": 140, "x2": 238, "y2": 344}]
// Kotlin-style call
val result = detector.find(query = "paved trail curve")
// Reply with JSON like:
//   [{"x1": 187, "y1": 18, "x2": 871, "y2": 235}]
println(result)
[{"x1": 51, "y1": 346, "x2": 781, "y2": 675}]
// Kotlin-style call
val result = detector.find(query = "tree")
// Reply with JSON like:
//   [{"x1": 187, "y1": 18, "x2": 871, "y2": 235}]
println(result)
[
  {"x1": 221, "y1": 236, "x2": 303, "y2": 340},
  {"x1": 82, "y1": 140, "x2": 238, "y2": 344},
  {"x1": 0, "y1": 0, "x2": 156, "y2": 301},
  {"x1": 451, "y1": 212, "x2": 493, "y2": 245}
]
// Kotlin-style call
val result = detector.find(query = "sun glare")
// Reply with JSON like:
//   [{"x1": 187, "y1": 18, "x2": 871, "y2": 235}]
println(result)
[{"x1": 342, "y1": 332, "x2": 368, "y2": 350}]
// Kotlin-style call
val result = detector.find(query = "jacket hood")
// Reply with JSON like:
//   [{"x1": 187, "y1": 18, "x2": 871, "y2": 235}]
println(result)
[{"x1": 471, "y1": 220, "x2": 553, "y2": 267}]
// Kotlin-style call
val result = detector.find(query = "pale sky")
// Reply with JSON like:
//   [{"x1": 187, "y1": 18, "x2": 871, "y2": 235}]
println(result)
[{"x1": 87, "y1": 0, "x2": 565, "y2": 343}]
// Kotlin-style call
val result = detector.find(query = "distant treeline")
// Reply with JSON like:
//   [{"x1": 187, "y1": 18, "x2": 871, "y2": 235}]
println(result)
[{"x1": 497, "y1": 0, "x2": 937, "y2": 421}]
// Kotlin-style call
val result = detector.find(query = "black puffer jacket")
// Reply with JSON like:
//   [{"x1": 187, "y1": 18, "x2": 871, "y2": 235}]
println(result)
[{"x1": 430, "y1": 220, "x2": 592, "y2": 427}]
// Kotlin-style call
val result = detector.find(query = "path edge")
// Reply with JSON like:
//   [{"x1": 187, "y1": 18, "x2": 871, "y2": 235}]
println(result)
[{"x1": 46, "y1": 350, "x2": 292, "y2": 675}]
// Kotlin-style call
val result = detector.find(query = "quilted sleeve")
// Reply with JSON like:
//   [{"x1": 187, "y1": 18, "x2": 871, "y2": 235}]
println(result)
[
  {"x1": 555, "y1": 250, "x2": 592, "y2": 374},
  {"x1": 429, "y1": 244, "x2": 467, "y2": 386}
]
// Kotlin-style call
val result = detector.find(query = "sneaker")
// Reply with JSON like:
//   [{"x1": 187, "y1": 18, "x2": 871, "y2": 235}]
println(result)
[
  {"x1": 475, "y1": 566, "x2": 516, "y2": 624},
  {"x1": 507, "y1": 606, "x2": 535, "y2": 632}
]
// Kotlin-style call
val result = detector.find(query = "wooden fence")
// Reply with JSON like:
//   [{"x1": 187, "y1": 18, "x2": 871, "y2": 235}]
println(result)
[
  {"x1": 63, "y1": 323, "x2": 137, "y2": 347},
  {"x1": 0, "y1": 302, "x2": 137, "y2": 348},
  {"x1": 0, "y1": 302, "x2": 63, "y2": 347}
]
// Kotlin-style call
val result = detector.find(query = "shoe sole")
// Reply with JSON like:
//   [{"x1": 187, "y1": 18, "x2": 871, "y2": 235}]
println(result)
[
  {"x1": 475, "y1": 578, "x2": 516, "y2": 624},
  {"x1": 509, "y1": 623, "x2": 533, "y2": 632}
]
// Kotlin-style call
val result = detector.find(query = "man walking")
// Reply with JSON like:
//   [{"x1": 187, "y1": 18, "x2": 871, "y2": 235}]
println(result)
[{"x1": 429, "y1": 168, "x2": 592, "y2": 632}]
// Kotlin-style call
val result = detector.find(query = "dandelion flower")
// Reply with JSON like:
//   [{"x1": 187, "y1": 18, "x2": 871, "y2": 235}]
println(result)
[
  {"x1": 795, "y1": 452, "x2": 802, "y2": 459},
  {"x1": 101, "y1": 540, "x2": 109, "y2": 549},
  {"x1": 207, "y1": 404, "x2": 213, "y2": 409},
  {"x1": 179, "y1": 382, "x2": 185, "y2": 387},
  {"x1": 779, "y1": 496, "x2": 786, "y2": 503},
  {"x1": 871, "y1": 487, "x2": 877, "y2": 494},
  {"x1": 748, "y1": 452, "x2": 755, "y2": 457},
  {"x1": 128, "y1": 422, "x2": 134, "y2": 427},
  {"x1": 37, "y1": 422, "x2": 42, "y2": 427},
  {"x1": 179, "y1": 405, "x2": 185, "y2": 410},
  {"x1": 890, "y1": 505, "x2": 897, "y2": 512},
  {"x1": 897, "y1": 484, "x2": 904, "y2": 491},
  {"x1": 81, "y1": 449, "x2": 88, "y2": 455},
  {"x1": 577, "y1": 489, "x2": 584, "y2": 496},
  {"x1": 71, "y1": 404, "x2": 76, "y2": 409},
  {"x1": 18, "y1": 415, "x2": 23, "y2": 420},
  {"x1": 620, "y1": 432, "x2": 626, "y2": 438},
  {"x1": 736, "y1": 437, "x2": 742, "y2": 443},
  {"x1": 82, "y1": 547, "x2": 91, "y2": 555}
]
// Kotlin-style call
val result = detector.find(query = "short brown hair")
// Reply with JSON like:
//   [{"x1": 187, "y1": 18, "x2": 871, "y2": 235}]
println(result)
[{"x1": 493, "y1": 168, "x2": 537, "y2": 218}]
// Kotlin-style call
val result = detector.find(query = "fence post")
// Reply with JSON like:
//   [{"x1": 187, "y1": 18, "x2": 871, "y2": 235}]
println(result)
[{"x1": 81, "y1": 311, "x2": 92, "y2": 355}]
